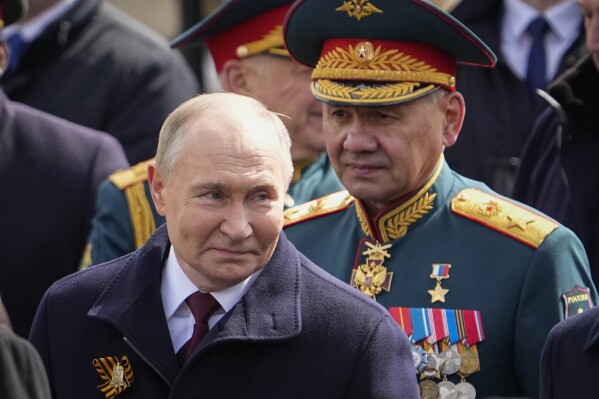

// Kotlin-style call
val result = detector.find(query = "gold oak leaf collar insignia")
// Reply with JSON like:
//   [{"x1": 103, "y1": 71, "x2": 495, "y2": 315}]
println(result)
[
  {"x1": 93, "y1": 356, "x2": 134, "y2": 399},
  {"x1": 355, "y1": 157, "x2": 443, "y2": 242}
]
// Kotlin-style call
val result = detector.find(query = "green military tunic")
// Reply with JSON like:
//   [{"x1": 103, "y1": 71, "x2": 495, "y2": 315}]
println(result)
[
  {"x1": 284, "y1": 158, "x2": 597, "y2": 398},
  {"x1": 287, "y1": 152, "x2": 344, "y2": 208}
]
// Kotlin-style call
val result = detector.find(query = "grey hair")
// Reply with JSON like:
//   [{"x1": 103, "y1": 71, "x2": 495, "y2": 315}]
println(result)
[{"x1": 155, "y1": 92, "x2": 293, "y2": 181}]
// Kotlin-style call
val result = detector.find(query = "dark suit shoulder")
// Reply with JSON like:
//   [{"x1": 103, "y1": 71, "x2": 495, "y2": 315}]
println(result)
[{"x1": 451, "y1": 188, "x2": 559, "y2": 249}]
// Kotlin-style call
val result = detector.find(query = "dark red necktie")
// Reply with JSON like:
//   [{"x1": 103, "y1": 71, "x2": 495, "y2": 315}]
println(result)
[{"x1": 176, "y1": 292, "x2": 219, "y2": 365}]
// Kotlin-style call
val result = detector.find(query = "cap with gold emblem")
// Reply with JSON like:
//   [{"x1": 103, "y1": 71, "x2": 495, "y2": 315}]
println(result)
[
  {"x1": 0, "y1": 0, "x2": 27, "y2": 28},
  {"x1": 283, "y1": 0, "x2": 496, "y2": 106},
  {"x1": 171, "y1": 0, "x2": 295, "y2": 72}
]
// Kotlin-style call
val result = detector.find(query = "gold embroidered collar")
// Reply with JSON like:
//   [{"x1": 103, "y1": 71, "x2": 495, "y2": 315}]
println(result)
[{"x1": 355, "y1": 156, "x2": 443, "y2": 242}]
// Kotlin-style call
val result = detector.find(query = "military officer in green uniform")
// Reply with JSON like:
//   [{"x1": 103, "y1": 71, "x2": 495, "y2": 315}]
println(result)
[
  {"x1": 282, "y1": 0, "x2": 597, "y2": 397},
  {"x1": 84, "y1": 0, "x2": 343, "y2": 266}
]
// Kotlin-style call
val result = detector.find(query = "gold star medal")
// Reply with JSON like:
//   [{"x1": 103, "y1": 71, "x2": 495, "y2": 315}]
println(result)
[
  {"x1": 428, "y1": 264, "x2": 451, "y2": 303},
  {"x1": 350, "y1": 241, "x2": 393, "y2": 301}
]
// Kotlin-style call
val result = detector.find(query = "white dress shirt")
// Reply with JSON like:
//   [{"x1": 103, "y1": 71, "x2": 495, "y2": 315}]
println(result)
[
  {"x1": 501, "y1": 0, "x2": 582, "y2": 82},
  {"x1": 161, "y1": 245, "x2": 262, "y2": 353}
]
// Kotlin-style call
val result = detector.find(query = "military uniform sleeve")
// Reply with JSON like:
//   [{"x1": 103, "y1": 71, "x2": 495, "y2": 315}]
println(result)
[
  {"x1": 88, "y1": 180, "x2": 137, "y2": 266},
  {"x1": 513, "y1": 226, "x2": 597, "y2": 397},
  {"x1": 347, "y1": 314, "x2": 419, "y2": 398}
]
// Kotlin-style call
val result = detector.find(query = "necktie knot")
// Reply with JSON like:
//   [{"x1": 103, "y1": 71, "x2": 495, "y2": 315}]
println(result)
[
  {"x1": 526, "y1": 16, "x2": 550, "y2": 40},
  {"x1": 185, "y1": 292, "x2": 219, "y2": 323}
]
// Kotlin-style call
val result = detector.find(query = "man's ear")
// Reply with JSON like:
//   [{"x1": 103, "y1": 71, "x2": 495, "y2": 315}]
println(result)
[
  {"x1": 147, "y1": 163, "x2": 166, "y2": 216},
  {"x1": 442, "y1": 91, "x2": 465, "y2": 149},
  {"x1": 219, "y1": 59, "x2": 252, "y2": 95}
]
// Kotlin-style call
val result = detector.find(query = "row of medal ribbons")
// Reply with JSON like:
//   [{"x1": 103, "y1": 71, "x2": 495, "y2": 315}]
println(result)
[{"x1": 389, "y1": 307, "x2": 485, "y2": 399}]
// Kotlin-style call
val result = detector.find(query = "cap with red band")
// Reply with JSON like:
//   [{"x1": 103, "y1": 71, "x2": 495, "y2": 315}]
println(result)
[
  {"x1": 283, "y1": 0, "x2": 496, "y2": 106},
  {"x1": 171, "y1": 0, "x2": 294, "y2": 73}
]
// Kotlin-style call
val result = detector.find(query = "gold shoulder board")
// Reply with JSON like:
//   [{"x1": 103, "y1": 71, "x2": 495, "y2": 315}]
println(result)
[
  {"x1": 108, "y1": 158, "x2": 156, "y2": 249},
  {"x1": 451, "y1": 188, "x2": 559, "y2": 249},
  {"x1": 108, "y1": 158, "x2": 155, "y2": 190},
  {"x1": 284, "y1": 190, "x2": 354, "y2": 227}
]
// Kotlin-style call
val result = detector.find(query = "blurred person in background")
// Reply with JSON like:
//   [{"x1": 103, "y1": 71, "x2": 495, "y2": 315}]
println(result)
[
  {"x1": 513, "y1": 0, "x2": 599, "y2": 287},
  {"x1": 445, "y1": 0, "x2": 586, "y2": 195},
  {"x1": 0, "y1": 0, "x2": 128, "y2": 337},
  {"x1": 0, "y1": 0, "x2": 199, "y2": 164}
]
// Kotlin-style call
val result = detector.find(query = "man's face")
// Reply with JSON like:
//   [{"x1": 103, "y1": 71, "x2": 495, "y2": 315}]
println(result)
[
  {"x1": 244, "y1": 55, "x2": 324, "y2": 161},
  {"x1": 151, "y1": 116, "x2": 288, "y2": 292},
  {"x1": 323, "y1": 93, "x2": 451, "y2": 215},
  {"x1": 579, "y1": 0, "x2": 599, "y2": 69}
]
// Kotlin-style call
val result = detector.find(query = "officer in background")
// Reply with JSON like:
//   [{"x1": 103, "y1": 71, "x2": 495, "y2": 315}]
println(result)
[
  {"x1": 0, "y1": 0, "x2": 129, "y2": 337},
  {"x1": 282, "y1": 0, "x2": 596, "y2": 397},
  {"x1": 84, "y1": 0, "x2": 343, "y2": 267}
]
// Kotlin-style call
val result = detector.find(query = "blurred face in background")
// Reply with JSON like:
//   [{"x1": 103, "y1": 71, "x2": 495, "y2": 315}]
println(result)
[
  {"x1": 579, "y1": 0, "x2": 599, "y2": 69},
  {"x1": 223, "y1": 54, "x2": 325, "y2": 162}
]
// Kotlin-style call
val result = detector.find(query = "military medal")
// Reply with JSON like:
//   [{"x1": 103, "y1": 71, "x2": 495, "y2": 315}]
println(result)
[
  {"x1": 421, "y1": 348, "x2": 444, "y2": 380},
  {"x1": 351, "y1": 241, "x2": 393, "y2": 300},
  {"x1": 439, "y1": 345, "x2": 462, "y2": 376},
  {"x1": 437, "y1": 379, "x2": 458, "y2": 399},
  {"x1": 419, "y1": 379, "x2": 439, "y2": 399},
  {"x1": 457, "y1": 346, "x2": 480, "y2": 376},
  {"x1": 428, "y1": 264, "x2": 451, "y2": 303},
  {"x1": 456, "y1": 380, "x2": 476, "y2": 399}
]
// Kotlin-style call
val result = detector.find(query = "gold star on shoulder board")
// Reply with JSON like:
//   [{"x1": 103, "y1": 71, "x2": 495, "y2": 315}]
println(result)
[
  {"x1": 428, "y1": 283, "x2": 449, "y2": 303},
  {"x1": 507, "y1": 215, "x2": 534, "y2": 231}
]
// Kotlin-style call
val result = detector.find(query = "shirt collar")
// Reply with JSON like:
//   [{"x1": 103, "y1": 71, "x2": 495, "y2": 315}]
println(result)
[
  {"x1": 503, "y1": 0, "x2": 582, "y2": 41},
  {"x1": 161, "y1": 245, "x2": 262, "y2": 320}
]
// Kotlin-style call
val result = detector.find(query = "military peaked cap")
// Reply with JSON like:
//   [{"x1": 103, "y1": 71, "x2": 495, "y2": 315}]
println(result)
[
  {"x1": 283, "y1": 0, "x2": 497, "y2": 105},
  {"x1": 171, "y1": 0, "x2": 295, "y2": 72}
]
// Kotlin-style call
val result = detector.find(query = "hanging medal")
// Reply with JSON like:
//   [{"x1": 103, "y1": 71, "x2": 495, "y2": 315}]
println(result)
[
  {"x1": 455, "y1": 309, "x2": 485, "y2": 399},
  {"x1": 428, "y1": 264, "x2": 451, "y2": 303},
  {"x1": 390, "y1": 307, "x2": 427, "y2": 373}
]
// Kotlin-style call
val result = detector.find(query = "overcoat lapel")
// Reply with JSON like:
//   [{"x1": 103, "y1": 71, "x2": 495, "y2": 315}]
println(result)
[
  {"x1": 194, "y1": 233, "x2": 303, "y2": 355},
  {"x1": 88, "y1": 225, "x2": 180, "y2": 384}
]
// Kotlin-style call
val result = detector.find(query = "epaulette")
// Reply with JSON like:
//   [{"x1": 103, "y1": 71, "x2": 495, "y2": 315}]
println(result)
[
  {"x1": 108, "y1": 158, "x2": 157, "y2": 249},
  {"x1": 284, "y1": 190, "x2": 354, "y2": 227},
  {"x1": 451, "y1": 188, "x2": 559, "y2": 249},
  {"x1": 108, "y1": 158, "x2": 155, "y2": 190}
]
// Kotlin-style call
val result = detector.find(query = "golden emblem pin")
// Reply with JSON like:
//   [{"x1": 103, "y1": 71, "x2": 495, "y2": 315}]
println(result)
[
  {"x1": 335, "y1": 0, "x2": 383, "y2": 21},
  {"x1": 351, "y1": 241, "x2": 393, "y2": 300}
]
